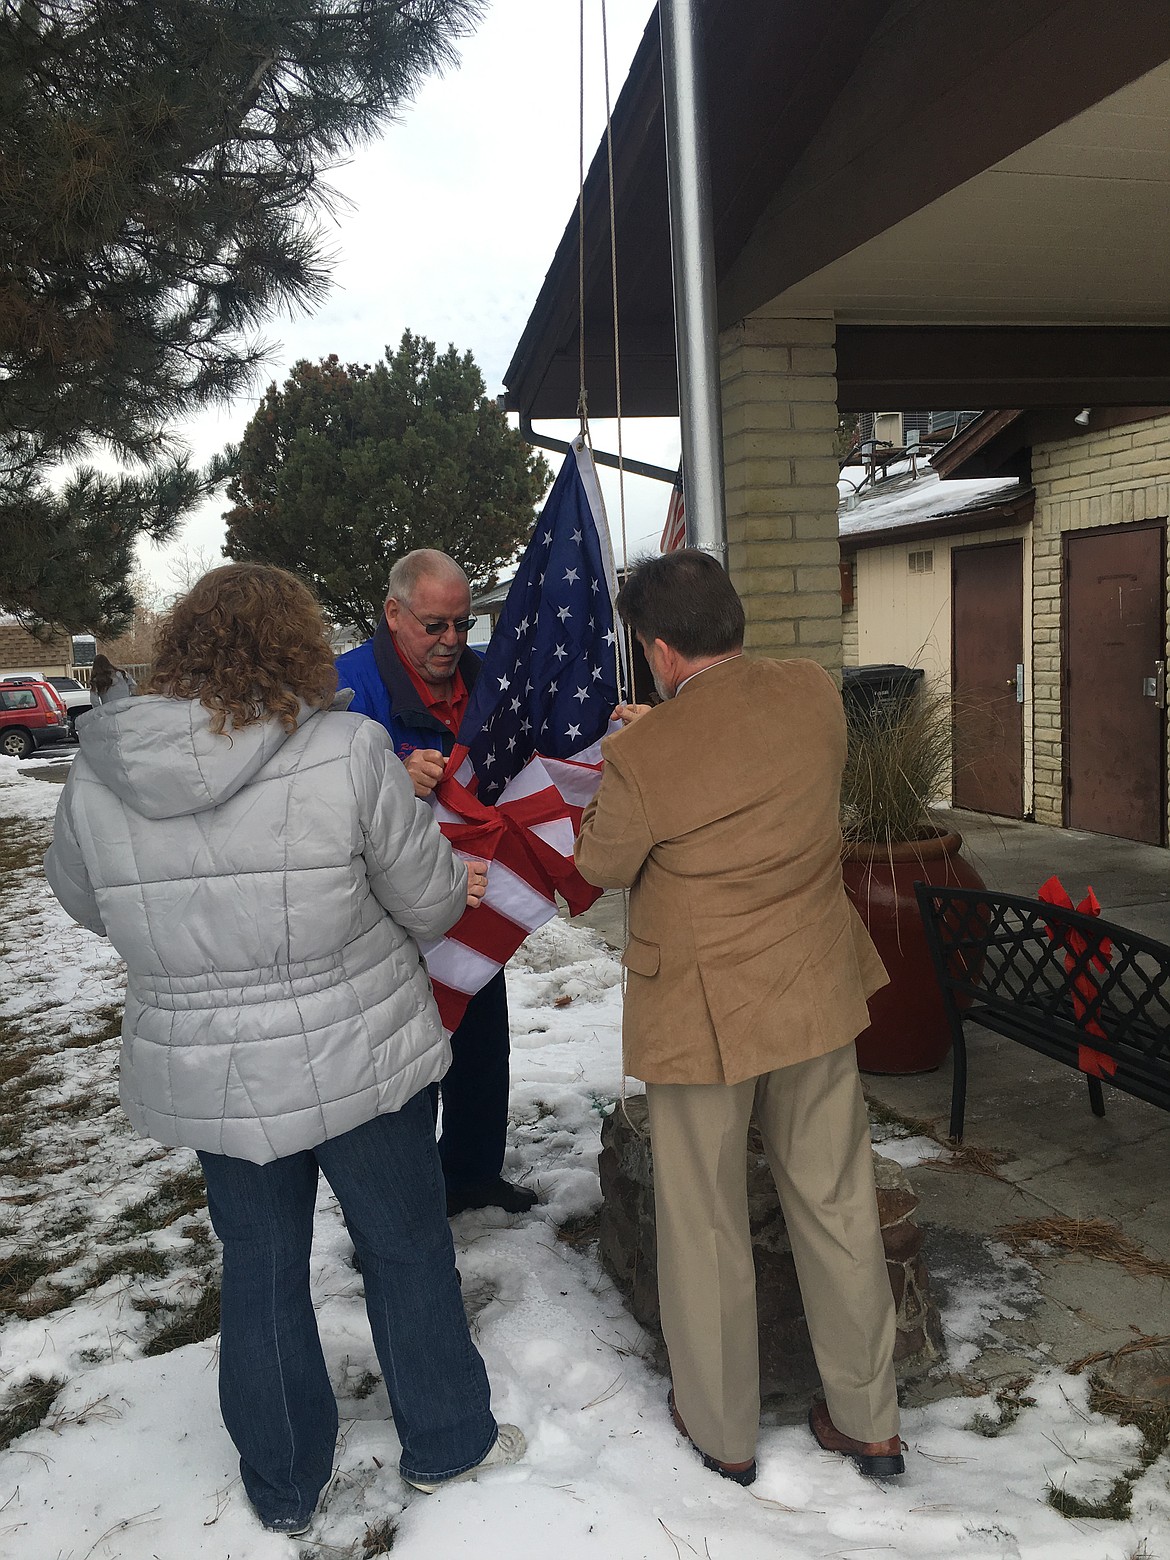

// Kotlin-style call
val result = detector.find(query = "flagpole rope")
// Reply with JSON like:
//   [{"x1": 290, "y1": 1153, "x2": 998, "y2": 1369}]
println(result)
[
  {"x1": 577, "y1": 3, "x2": 635, "y2": 1111},
  {"x1": 599, "y1": 0, "x2": 638, "y2": 706},
  {"x1": 577, "y1": 0, "x2": 588, "y2": 436},
  {"x1": 596, "y1": 0, "x2": 638, "y2": 1114}
]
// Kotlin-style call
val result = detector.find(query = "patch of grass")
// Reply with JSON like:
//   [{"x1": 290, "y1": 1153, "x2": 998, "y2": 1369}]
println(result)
[
  {"x1": 1069, "y1": 1332, "x2": 1170, "y2": 1375},
  {"x1": 0, "y1": 1247, "x2": 79, "y2": 1316},
  {"x1": 142, "y1": 1280, "x2": 220, "y2": 1356},
  {"x1": 363, "y1": 1518, "x2": 399, "y2": 1556},
  {"x1": 46, "y1": 1092, "x2": 107, "y2": 1118},
  {"x1": 1046, "y1": 1475, "x2": 1133, "y2": 1520},
  {"x1": 1046, "y1": 1375, "x2": 1170, "y2": 1522},
  {"x1": 998, "y1": 1216, "x2": 1170, "y2": 1282},
  {"x1": 1091, "y1": 1377, "x2": 1170, "y2": 1471},
  {"x1": 556, "y1": 1212, "x2": 600, "y2": 1248},
  {"x1": 930, "y1": 1141, "x2": 1011, "y2": 1181},
  {"x1": 863, "y1": 1094, "x2": 937, "y2": 1139},
  {"x1": 179, "y1": 1218, "x2": 215, "y2": 1253},
  {"x1": 0, "y1": 1053, "x2": 57, "y2": 1096},
  {"x1": 0, "y1": 823, "x2": 44, "y2": 877},
  {"x1": 351, "y1": 1370, "x2": 381, "y2": 1401},
  {"x1": 89, "y1": 1247, "x2": 172, "y2": 1286},
  {"x1": 62, "y1": 1004, "x2": 123, "y2": 1049},
  {"x1": 130, "y1": 1294, "x2": 173, "y2": 1314},
  {"x1": 967, "y1": 1379, "x2": 1036, "y2": 1437},
  {"x1": 43, "y1": 1209, "x2": 89, "y2": 1241},
  {"x1": 114, "y1": 1166, "x2": 207, "y2": 1234},
  {"x1": 0, "y1": 1375, "x2": 65, "y2": 1451}
]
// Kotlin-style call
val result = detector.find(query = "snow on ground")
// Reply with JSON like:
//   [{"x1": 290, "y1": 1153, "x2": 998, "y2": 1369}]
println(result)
[{"x1": 1, "y1": 762, "x2": 1168, "y2": 1559}]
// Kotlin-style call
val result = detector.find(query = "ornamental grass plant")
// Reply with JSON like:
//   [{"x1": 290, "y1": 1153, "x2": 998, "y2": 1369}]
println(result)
[{"x1": 840, "y1": 681, "x2": 954, "y2": 851}]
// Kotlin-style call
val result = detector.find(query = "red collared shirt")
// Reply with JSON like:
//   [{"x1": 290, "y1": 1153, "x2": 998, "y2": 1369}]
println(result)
[{"x1": 390, "y1": 632, "x2": 469, "y2": 740}]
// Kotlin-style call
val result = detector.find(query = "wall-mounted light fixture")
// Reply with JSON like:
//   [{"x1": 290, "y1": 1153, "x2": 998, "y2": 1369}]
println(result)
[{"x1": 1073, "y1": 407, "x2": 1092, "y2": 427}]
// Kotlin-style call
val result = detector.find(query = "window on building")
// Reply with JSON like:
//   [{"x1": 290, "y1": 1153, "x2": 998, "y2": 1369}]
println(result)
[{"x1": 908, "y1": 550, "x2": 934, "y2": 575}]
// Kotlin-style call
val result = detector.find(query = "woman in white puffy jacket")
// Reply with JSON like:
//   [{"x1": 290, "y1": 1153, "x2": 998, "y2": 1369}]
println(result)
[{"x1": 45, "y1": 564, "x2": 524, "y2": 1534}]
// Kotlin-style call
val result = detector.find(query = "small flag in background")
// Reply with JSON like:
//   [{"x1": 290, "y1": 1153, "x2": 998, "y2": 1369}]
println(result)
[
  {"x1": 660, "y1": 464, "x2": 685, "y2": 552},
  {"x1": 421, "y1": 440, "x2": 624, "y2": 1035}
]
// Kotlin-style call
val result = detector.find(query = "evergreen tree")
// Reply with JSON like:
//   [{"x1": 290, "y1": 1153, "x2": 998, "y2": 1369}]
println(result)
[
  {"x1": 223, "y1": 335, "x2": 551, "y2": 636},
  {"x1": 0, "y1": 0, "x2": 482, "y2": 632}
]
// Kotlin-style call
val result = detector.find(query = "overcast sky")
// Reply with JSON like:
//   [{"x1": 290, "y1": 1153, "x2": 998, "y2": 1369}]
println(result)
[{"x1": 147, "y1": 0, "x2": 681, "y2": 596}]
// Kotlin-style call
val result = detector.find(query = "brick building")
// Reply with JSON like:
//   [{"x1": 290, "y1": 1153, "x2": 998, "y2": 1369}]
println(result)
[
  {"x1": 501, "y1": 0, "x2": 1170, "y2": 846},
  {"x1": 841, "y1": 409, "x2": 1170, "y2": 846},
  {"x1": 0, "y1": 616, "x2": 74, "y2": 678}
]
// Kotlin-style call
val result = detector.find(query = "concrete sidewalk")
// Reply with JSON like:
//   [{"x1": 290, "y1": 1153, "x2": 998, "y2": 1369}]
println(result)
[
  {"x1": 576, "y1": 809, "x2": 1170, "y2": 1396},
  {"x1": 865, "y1": 808, "x2": 1170, "y2": 1395}
]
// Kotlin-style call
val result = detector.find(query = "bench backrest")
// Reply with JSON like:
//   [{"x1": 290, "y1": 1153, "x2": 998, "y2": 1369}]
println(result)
[{"x1": 914, "y1": 884, "x2": 1170, "y2": 1110}]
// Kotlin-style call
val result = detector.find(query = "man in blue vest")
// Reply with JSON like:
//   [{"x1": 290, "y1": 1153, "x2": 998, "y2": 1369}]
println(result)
[{"x1": 336, "y1": 549, "x2": 538, "y2": 1217}]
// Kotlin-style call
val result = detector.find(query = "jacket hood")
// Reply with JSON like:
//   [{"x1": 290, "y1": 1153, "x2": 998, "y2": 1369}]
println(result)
[{"x1": 76, "y1": 695, "x2": 320, "y2": 820}]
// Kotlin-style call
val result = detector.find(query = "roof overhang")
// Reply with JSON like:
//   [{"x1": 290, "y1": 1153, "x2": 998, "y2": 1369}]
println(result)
[
  {"x1": 505, "y1": 0, "x2": 1170, "y2": 421},
  {"x1": 840, "y1": 488, "x2": 1036, "y2": 553}
]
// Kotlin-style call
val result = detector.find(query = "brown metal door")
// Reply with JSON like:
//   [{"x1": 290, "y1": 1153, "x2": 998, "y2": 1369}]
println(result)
[
  {"x1": 952, "y1": 541, "x2": 1024, "y2": 817},
  {"x1": 1064, "y1": 523, "x2": 1166, "y2": 844}
]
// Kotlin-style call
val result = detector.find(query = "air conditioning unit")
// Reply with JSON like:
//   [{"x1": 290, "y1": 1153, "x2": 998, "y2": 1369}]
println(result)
[{"x1": 872, "y1": 412, "x2": 903, "y2": 447}]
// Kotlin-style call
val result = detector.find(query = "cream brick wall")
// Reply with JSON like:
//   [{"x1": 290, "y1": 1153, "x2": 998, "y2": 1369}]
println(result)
[
  {"x1": 0, "y1": 620, "x2": 73, "y2": 675},
  {"x1": 841, "y1": 559, "x2": 858, "y2": 667},
  {"x1": 719, "y1": 313, "x2": 842, "y2": 671},
  {"x1": 1030, "y1": 413, "x2": 1170, "y2": 836}
]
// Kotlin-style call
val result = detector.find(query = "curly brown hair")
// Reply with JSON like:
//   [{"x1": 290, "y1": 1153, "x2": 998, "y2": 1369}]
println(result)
[{"x1": 147, "y1": 563, "x2": 337, "y2": 734}]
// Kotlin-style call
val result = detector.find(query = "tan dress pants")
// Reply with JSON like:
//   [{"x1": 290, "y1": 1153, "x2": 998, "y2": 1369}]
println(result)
[{"x1": 645, "y1": 1042, "x2": 899, "y2": 1465}]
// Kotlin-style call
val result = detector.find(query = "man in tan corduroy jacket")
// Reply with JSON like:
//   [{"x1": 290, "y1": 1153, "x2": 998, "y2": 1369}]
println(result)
[{"x1": 576, "y1": 550, "x2": 903, "y2": 1486}]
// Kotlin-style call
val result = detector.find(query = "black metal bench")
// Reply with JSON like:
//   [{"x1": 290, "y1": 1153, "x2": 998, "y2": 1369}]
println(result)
[{"x1": 914, "y1": 884, "x2": 1170, "y2": 1142}]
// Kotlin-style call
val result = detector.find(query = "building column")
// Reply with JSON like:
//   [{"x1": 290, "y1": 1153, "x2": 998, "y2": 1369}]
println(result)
[{"x1": 719, "y1": 312, "x2": 842, "y2": 671}]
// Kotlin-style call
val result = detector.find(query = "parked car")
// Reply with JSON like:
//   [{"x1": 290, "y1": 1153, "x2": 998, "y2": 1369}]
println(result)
[
  {"x1": 0, "y1": 678, "x2": 71, "y2": 759},
  {"x1": 42, "y1": 675, "x2": 92, "y2": 736},
  {"x1": 0, "y1": 672, "x2": 89, "y2": 734}
]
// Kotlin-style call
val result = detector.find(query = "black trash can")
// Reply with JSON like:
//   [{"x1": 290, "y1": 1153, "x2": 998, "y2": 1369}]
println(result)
[{"x1": 842, "y1": 664, "x2": 924, "y2": 722}]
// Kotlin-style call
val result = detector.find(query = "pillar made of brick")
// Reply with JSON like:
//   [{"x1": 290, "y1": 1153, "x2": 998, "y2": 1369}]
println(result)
[{"x1": 719, "y1": 313, "x2": 841, "y2": 671}]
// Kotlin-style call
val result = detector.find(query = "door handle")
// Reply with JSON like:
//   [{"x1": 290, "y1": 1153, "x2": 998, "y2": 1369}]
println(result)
[{"x1": 1144, "y1": 662, "x2": 1166, "y2": 708}]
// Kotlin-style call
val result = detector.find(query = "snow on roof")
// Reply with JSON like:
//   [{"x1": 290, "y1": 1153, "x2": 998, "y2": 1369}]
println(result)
[{"x1": 839, "y1": 466, "x2": 1021, "y2": 540}]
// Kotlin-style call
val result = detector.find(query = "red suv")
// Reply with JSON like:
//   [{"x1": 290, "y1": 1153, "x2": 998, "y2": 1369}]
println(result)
[{"x1": 0, "y1": 677, "x2": 70, "y2": 759}]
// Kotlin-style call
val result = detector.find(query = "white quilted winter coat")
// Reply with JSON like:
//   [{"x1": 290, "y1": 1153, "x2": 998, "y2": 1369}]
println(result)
[{"x1": 44, "y1": 695, "x2": 467, "y2": 1164}]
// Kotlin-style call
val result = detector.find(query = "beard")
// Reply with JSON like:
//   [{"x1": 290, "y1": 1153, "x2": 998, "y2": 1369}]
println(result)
[{"x1": 652, "y1": 671, "x2": 674, "y2": 701}]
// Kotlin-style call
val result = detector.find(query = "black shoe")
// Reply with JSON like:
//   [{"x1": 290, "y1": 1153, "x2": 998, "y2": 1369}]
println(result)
[{"x1": 446, "y1": 1178, "x2": 538, "y2": 1217}]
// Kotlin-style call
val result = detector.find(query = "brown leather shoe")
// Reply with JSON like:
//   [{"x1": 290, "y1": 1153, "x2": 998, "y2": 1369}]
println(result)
[
  {"x1": 808, "y1": 1397, "x2": 905, "y2": 1477},
  {"x1": 668, "y1": 1390, "x2": 757, "y2": 1486}
]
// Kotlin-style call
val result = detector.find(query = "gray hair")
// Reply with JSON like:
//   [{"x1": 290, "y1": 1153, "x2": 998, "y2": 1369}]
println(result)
[{"x1": 385, "y1": 549, "x2": 469, "y2": 608}]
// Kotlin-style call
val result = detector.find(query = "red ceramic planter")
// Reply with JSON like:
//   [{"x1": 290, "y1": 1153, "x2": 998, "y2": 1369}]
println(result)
[{"x1": 843, "y1": 830, "x2": 986, "y2": 1075}]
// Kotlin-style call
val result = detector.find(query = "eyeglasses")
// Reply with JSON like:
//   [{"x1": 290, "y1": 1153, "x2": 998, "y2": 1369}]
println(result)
[{"x1": 404, "y1": 603, "x2": 477, "y2": 637}]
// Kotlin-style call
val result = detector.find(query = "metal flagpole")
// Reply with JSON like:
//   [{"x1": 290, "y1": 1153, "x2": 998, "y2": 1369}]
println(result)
[{"x1": 658, "y1": 0, "x2": 728, "y2": 565}]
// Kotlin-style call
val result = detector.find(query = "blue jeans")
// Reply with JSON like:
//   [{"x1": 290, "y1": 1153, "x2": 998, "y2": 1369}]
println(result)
[{"x1": 198, "y1": 1090, "x2": 497, "y2": 1529}]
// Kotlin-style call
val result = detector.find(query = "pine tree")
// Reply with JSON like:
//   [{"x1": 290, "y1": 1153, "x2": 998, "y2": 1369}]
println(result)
[
  {"x1": 0, "y1": 0, "x2": 482, "y2": 633},
  {"x1": 223, "y1": 335, "x2": 551, "y2": 636}
]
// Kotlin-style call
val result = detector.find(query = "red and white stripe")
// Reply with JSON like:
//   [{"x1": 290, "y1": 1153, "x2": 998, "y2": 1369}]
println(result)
[
  {"x1": 660, "y1": 469, "x2": 685, "y2": 552},
  {"x1": 420, "y1": 741, "x2": 607, "y2": 1036}
]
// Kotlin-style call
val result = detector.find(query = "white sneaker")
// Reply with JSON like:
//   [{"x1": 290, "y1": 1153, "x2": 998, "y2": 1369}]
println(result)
[{"x1": 403, "y1": 1424, "x2": 527, "y2": 1493}]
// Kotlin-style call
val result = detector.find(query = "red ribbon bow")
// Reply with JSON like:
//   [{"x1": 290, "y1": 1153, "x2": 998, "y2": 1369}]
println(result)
[
  {"x1": 436, "y1": 749, "x2": 600, "y2": 917},
  {"x1": 1036, "y1": 875, "x2": 1116, "y2": 1079}
]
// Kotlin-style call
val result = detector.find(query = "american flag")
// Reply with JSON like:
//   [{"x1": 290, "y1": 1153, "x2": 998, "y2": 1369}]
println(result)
[
  {"x1": 420, "y1": 440, "x2": 624, "y2": 1034},
  {"x1": 660, "y1": 465, "x2": 685, "y2": 552}
]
